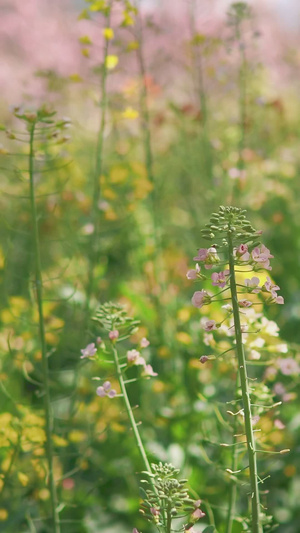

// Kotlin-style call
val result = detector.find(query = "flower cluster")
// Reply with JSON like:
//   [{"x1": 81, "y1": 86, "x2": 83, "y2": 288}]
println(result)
[
  {"x1": 188, "y1": 241, "x2": 284, "y2": 310},
  {"x1": 96, "y1": 381, "x2": 117, "y2": 398},
  {"x1": 193, "y1": 246, "x2": 220, "y2": 269},
  {"x1": 126, "y1": 340, "x2": 157, "y2": 377},
  {"x1": 236, "y1": 243, "x2": 274, "y2": 271}
]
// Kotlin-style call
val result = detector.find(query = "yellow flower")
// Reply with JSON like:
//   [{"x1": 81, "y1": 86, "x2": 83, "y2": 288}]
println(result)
[
  {"x1": 102, "y1": 28, "x2": 114, "y2": 40},
  {"x1": 79, "y1": 35, "x2": 92, "y2": 45},
  {"x1": 18, "y1": 472, "x2": 29, "y2": 486},
  {"x1": 122, "y1": 107, "x2": 139, "y2": 120},
  {"x1": 105, "y1": 55, "x2": 119, "y2": 70}
]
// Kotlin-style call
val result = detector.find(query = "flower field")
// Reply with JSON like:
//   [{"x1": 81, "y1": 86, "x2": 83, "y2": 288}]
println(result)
[{"x1": 0, "y1": 1, "x2": 300, "y2": 532}]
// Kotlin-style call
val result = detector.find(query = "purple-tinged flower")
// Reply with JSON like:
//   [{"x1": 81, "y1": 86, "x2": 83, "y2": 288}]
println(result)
[
  {"x1": 211, "y1": 269, "x2": 230, "y2": 288},
  {"x1": 194, "y1": 247, "x2": 219, "y2": 268},
  {"x1": 263, "y1": 276, "x2": 280, "y2": 294},
  {"x1": 191, "y1": 290, "x2": 210, "y2": 308},
  {"x1": 96, "y1": 337, "x2": 102, "y2": 345},
  {"x1": 274, "y1": 419, "x2": 285, "y2": 430},
  {"x1": 203, "y1": 320, "x2": 217, "y2": 332},
  {"x1": 109, "y1": 330, "x2": 119, "y2": 341},
  {"x1": 245, "y1": 277, "x2": 261, "y2": 293},
  {"x1": 96, "y1": 386, "x2": 106, "y2": 397},
  {"x1": 235, "y1": 243, "x2": 250, "y2": 261},
  {"x1": 274, "y1": 295, "x2": 284, "y2": 304},
  {"x1": 193, "y1": 248, "x2": 208, "y2": 262},
  {"x1": 186, "y1": 263, "x2": 201, "y2": 280},
  {"x1": 150, "y1": 507, "x2": 160, "y2": 517},
  {"x1": 252, "y1": 245, "x2": 273, "y2": 270},
  {"x1": 142, "y1": 364, "x2": 158, "y2": 377},
  {"x1": 132, "y1": 529, "x2": 140, "y2": 533},
  {"x1": 80, "y1": 342, "x2": 97, "y2": 359},
  {"x1": 199, "y1": 355, "x2": 209, "y2": 364},
  {"x1": 140, "y1": 337, "x2": 150, "y2": 348},
  {"x1": 238, "y1": 299, "x2": 252, "y2": 308},
  {"x1": 251, "y1": 415, "x2": 260, "y2": 426},
  {"x1": 96, "y1": 381, "x2": 117, "y2": 398},
  {"x1": 273, "y1": 382, "x2": 286, "y2": 396},
  {"x1": 191, "y1": 508, "x2": 205, "y2": 520},
  {"x1": 127, "y1": 349, "x2": 145, "y2": 366},
  {"x1": 278, "y1": 358, "x2": 300, "y2": 376},
  {"x1": 237, "y1": 243, "x2": 248, "y2": 256}
]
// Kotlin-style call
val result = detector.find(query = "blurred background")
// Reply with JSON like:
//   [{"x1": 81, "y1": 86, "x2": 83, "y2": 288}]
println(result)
[{"x1": 0, "y1": 1, "x2": 300, "y2": 532}]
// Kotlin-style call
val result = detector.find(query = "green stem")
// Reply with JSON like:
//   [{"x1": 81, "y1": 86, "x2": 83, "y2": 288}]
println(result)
[
  {"x1": 188, "y1": 0, "x2": 213, "y2": 185},
  {"x1": 85, "y1": 5, "x2": 112, "y2": 313},
  {"x1": 232, "y1": 21, "x2": 247, "y2": 204},
  {"x1": 166, "y1": 502, "x2": 172, "y2": 533},
  {"x1": 227, "y1": 231, "x2": 262, "y2": 533},
  {"x1": 134, "y1": 1, "x2": 174, "y2": 354},
  {"x1": 111, "y1": 343, "x2": 156, "y2": 493},
  {"x1": 29, "y1": 124, "x2": 60, "y2": 533},
  {"x1": 225, "y1": 381, "x2": 238, "y2": 533}
]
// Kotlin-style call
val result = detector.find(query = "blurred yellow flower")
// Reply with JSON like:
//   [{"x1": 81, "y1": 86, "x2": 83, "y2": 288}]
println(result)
[
  {"x1": 18, "y1": 472, "x2": 29, "y2": 486},
  {"x1": 122, "y1": 107, "x2": 139, "y2": 120},
  {"x1": 105, "y1": 55, "x2": 119, "y2": 70},
  {"x1": 102, "y1": 28, "x2": 114, "y2": 40},
  {"x1": 176, "y1": 331, "x2": 192, "y2": 345}
]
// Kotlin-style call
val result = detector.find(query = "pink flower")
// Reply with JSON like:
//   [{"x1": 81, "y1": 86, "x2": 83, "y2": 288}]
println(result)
[
  {"x1": 96, "y1": 381, "x2": 117, "y2": 398},
  {"x1": 274, "y1": 295, "x2": 284, "y2": 304},
  {"x1": 278, "y1": 358, "x2": 300, "y2": 375},
  {"x1": 262, "y1": 277, "x2": 284, "y2": 304},
  {"x1": 211, "y1": 269, "x2": 230, "y2": 288},
  {"x1": 273, "y1": 382, "x2": 286, "y2": 396},
  {"x1": 132, "y1": 529, "x2": 140, "y2": 533},
  {"x1": 192, "y1": 508, "x2": 205, "y2": 520},
  {"x1": 80, "y1": 342, "x2": 97, "y2": 359},
  {"x1": 186, "y1": 263, "x2": 201, "y2": 280},
  {"x1": 203, "y1": 320, "x2": 217, "y2": 332},
  {"x1": 245, "y1": 277, "x2": 261, "y2": 293},
  {"x1": 96, "y1": 337, "x2": 102, "y2": 345},
  {"x1": 142, "y1": 364, "x2": 158, "y2": 377},
  {"x1": 238, "y1": 299, "x2": 252, "y2": 308},
  {"x1": 263, "y1": 276, "x2": 280, "y2": 294},
  {"x1": 194, "y1": 247, "x2": 219, "y2": 268},
  {"x1": 191, "y1": 290, "x2": 210, "y2": 308},
  {"x1": 199, "y1": 355, "x2": 209, "y2": 364},
  {"x1": 274, "y1": 419, "x2": 285, "y2": 430},
  {"x1": 127, "y1": 349, "x2": 145, "y2": 366},
  {"x1": 193, "y1": 248, "x2": 208, "y2": 262},
  {"x1": 62, "y1": 478, "x2": 75, "y2": 490},
  {"x1": 252, "y1": 245, "x2": 273, "y2": 270},
  {"x1": 109, "y1": 330, "x2": 119, "y2": 341},
  {"x1": 140, "y1": 337, "x2": 150, "y2": 348},
  {"x1": 236, "y1": 243, "x2": 250, "y2": 261}
]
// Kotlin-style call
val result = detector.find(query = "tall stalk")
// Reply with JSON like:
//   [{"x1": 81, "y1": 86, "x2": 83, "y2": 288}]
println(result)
[
  {"x1": 85, "y1": 3, "x2": 112, "y2": 313},
  {"x1": 227, "y1": 230, "x2": 261, "y2": 533},
  {"x1": 134, "y1": 0, "x2": 171, "y2": 347},
  {"x1": 187, "y1": 206, "x2": 283, "y2": 530},
  {"x1": 227, "y1": 3, "x2": 250, "y2": 203},
  {"x1": 28, "y1": 123, "x2": 60, "y2": 533},
  {"x1": 188, "y1": 0, "x2": 213, "y2": 186}
]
